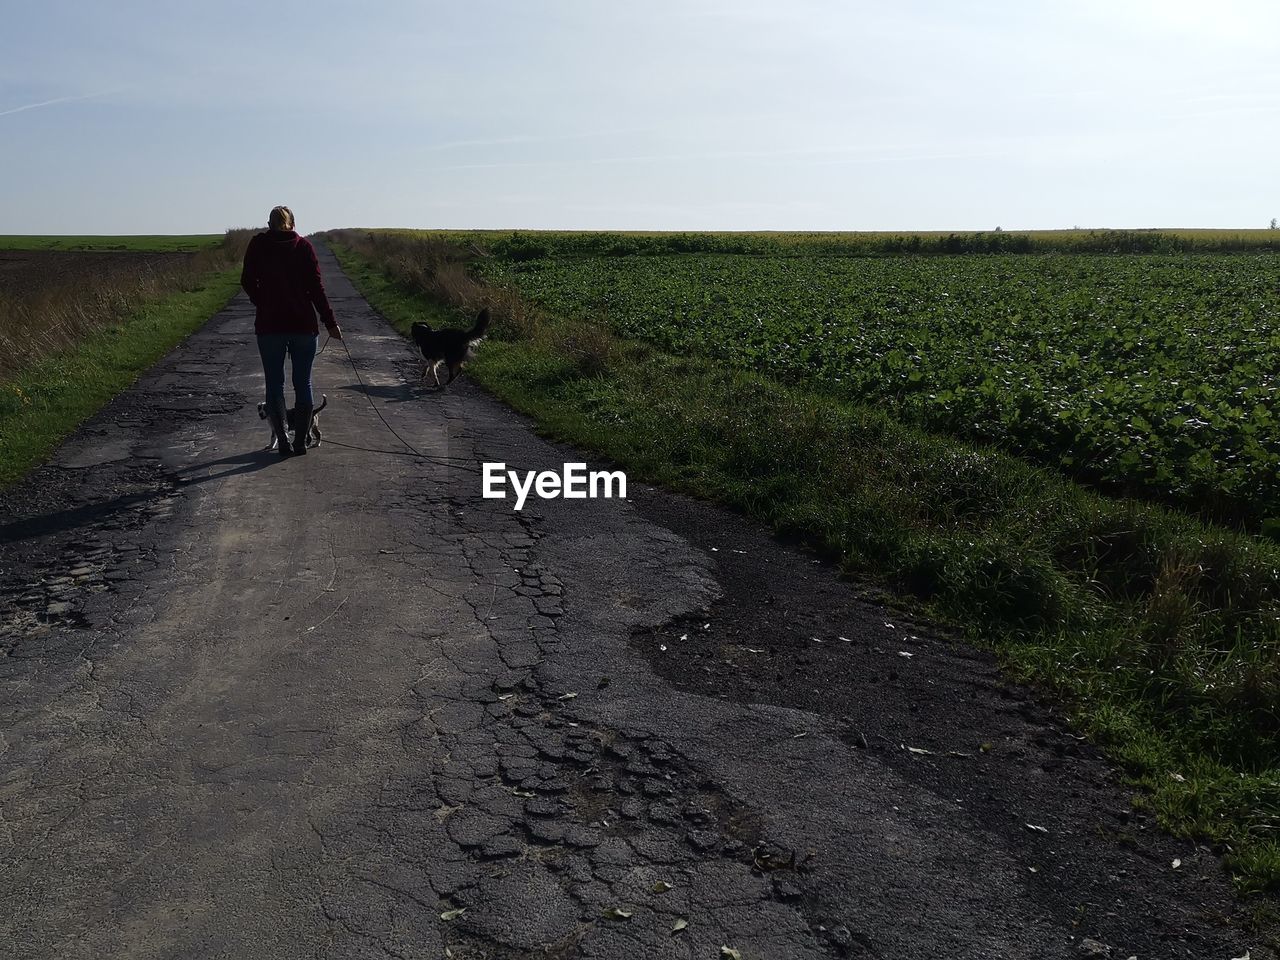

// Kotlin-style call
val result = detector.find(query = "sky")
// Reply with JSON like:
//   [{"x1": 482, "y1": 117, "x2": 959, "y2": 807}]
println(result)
[{"x1": 2, "y1": 0, "x2": 1279, "y2": 234}]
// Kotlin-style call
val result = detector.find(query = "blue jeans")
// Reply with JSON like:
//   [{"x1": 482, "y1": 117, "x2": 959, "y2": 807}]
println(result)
[{"x1": 257, "y1": 334, "x2": 317, "y2": 408}]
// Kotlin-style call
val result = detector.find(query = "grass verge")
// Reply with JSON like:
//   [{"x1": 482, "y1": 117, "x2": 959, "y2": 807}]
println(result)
[
  {"x1": 327, "y1": 238, "x2": 1280, "y2": 898},
  {"x1": 0, "y1": 270, "x2": 241, "y2": 488}
]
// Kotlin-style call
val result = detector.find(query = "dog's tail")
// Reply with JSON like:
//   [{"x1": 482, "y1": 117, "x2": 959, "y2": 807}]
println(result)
[
  {"x1": 468, "y1": 308, "x2": 491, "y2": 340},
  {"x1": 314, "y1": 394, "x2": 328, "y2": 414}
]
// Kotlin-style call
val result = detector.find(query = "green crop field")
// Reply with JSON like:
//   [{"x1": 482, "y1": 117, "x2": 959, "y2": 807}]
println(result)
[{"x1": 471, "y1": 241, "x2": 1280, "y2": 527}]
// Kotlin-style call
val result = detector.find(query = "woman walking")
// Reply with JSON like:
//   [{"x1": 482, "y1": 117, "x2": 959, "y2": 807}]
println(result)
[{"x1": 240, "y1": 205, "x2": 342, "y2": 457}]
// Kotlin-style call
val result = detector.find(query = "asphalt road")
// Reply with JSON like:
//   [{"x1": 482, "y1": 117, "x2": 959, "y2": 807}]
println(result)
[{"x1": 0, "y1": 246, "x2": 1269, "y2": 960}]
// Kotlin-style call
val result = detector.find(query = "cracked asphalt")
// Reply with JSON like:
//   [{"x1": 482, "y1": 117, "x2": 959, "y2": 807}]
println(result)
[{"x1": 0, "y1": 245, "x2": 1271, "y2": 960}]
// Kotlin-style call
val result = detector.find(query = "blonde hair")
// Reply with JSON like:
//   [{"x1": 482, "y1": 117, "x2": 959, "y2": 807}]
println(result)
[{"x1": 268, "y1": 205, "x2": 295, "y2": 231}]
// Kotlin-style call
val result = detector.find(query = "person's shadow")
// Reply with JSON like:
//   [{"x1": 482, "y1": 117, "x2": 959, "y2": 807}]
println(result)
[
  {"x1": 0, "y1": 450, "x2": 285, "y2": 544},
  {"x1": 1, "y1": 489, "x2": 166, "y2": 543},
  {"x1": 0, "y1": 450, "x2": 290, "y2": 545}
]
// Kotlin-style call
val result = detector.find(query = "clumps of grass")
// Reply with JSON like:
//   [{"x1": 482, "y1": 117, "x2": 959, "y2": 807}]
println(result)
[
  {"x1": 329, "y1": 234, "x2": 1280, "y2": 895},
  {"x1": 321, "y1": 229, "x2": 541, "y2": 341},
  {"x1": 1135, "y1": 558, "x2": 1203, "y2": 667},
  {"x1": 0, "y1": 229, "x2": 253, "y2": 381},
  {"x1": 549, "y1": 321, "x2": 617, "y2": 378}
]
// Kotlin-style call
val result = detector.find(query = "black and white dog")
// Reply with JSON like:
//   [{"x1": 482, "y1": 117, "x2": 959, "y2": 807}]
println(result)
[{"x1": 411, "y1": 308, "x2": 490, "y2": 389}]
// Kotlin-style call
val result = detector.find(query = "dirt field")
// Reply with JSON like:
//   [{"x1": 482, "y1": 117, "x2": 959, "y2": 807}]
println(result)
[{"x1": 0, "y1": 249, "x2": 197, "y2": 298}]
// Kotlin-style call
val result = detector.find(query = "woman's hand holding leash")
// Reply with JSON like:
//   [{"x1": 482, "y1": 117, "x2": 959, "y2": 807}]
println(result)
[{"x1": 317, "y1": 323, "x2": 341, "y2": 356}]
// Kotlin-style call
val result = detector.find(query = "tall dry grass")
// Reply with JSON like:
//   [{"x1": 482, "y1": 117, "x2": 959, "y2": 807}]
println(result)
[
  {"x1": 0, "y1": 229, "x2": 254, "y2": 382},
  {"x1": 320, "y1": 229, "x2": 540, "y2": 339}
]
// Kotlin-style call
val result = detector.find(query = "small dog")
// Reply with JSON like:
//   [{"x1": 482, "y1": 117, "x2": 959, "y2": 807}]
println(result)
[
  {"x1": 257, "y1": 395, "x2": 327, "y2": 450},
  {"x1": 411, "y1": 308, "x2": 490, "y2": 389}
]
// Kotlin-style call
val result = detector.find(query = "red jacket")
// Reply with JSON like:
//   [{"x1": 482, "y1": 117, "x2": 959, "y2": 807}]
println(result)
[{"x1": 240, "y1": 230, "x2": 336, "y2": 335}]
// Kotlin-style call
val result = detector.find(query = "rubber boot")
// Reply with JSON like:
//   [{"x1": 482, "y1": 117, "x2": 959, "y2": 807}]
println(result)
[
  {"x1": 292, "y1": 403, "x2": 313, "y2": 456},
  {"x1": 269, "y1": 398, "x2": 292, "y2": 458}
]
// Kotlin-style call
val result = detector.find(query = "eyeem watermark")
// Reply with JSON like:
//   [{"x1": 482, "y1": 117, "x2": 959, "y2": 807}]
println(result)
[{"x1": 482, "y1": 462, "x2": 627, "y2": 511}]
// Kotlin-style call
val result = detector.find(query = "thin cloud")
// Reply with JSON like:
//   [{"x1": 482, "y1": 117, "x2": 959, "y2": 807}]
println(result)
[
  {"x1": 420, "y1": 142, "x2": 1003, "y2": 173},
  {"x1": 0, "y1": 87, "x2": 121, "y2": 119},
  {"x1": 415, "y1": 126, "x2": 656, "y2": 155}
]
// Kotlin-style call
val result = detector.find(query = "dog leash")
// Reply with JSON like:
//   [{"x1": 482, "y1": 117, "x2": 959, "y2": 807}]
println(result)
[{"x1": 327, "y1": 333, "x2": 480, "y2": 473}]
